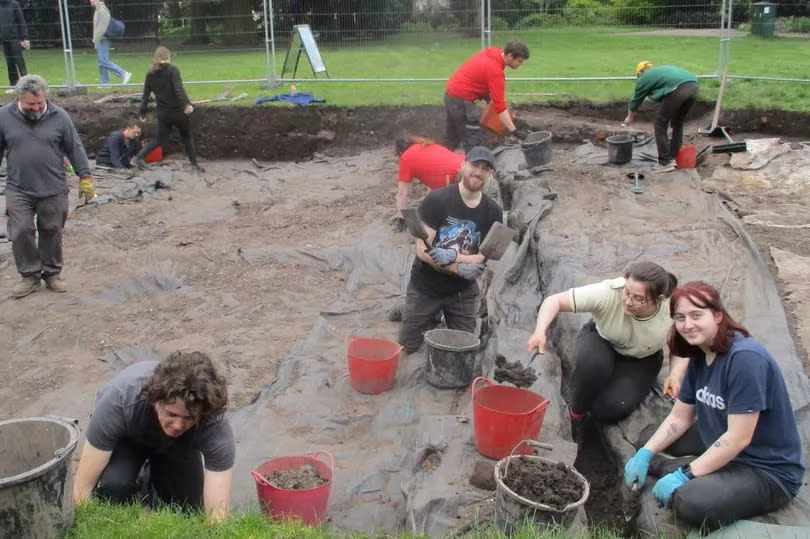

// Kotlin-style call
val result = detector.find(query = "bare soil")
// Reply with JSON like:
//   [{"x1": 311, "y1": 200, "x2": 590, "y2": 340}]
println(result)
[
  {"x1": 266, "y1": 464, "x2": 328, "y2": 490},
  {"x1": 502, "y1": 457, "x2": 585, "y2": 510},
  {"x1": 494, "y1": 353, "x2": 538, "y2": 388}
]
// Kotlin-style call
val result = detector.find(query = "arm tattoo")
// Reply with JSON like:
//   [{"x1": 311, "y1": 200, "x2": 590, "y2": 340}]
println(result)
[
  {"x1": 712, "y1": 438, "x2": 730, "y2": 448},
  {"x1": 665, "y1": 422, "x2": 679, "y2": 439}
]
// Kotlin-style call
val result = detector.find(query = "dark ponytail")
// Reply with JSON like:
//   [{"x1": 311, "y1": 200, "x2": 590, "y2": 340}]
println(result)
[{"x1": 625, "y1": 261, "x2": 677, "y2": 301}]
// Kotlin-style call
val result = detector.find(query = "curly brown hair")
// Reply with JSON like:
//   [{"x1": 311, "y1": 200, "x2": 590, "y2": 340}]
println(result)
[{"x1": 142, "y1": 351, "x2": 228, "y2": 420}]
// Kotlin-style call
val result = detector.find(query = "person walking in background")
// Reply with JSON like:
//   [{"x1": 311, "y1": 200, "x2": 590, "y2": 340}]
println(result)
[
  {"x1": 622, "y1": 61, "x2": 698, "y2": 173},
  {"x1": 133, "y1": 46, "x2": 203, "y2": 172},
  {"x1": 0, "y1": 0, "x2": 29, "y2": 91},
  {"x1": 90, "y1": 0, "x2": 130, "y2": 86},
  {"x1": 0, "y1": 75, "x2": 95, "y2": 298}
]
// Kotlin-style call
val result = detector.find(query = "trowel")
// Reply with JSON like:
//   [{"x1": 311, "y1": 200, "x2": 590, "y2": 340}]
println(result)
[
  {"x1": 479, "y1": 221, "x2": 516, "y2": 262},
  {"x1": 627, "y1": 172, "x2": 644, "y2": 195},
  {"x1": 401, "y1": 208, "x2": 431, "y2": 249}
]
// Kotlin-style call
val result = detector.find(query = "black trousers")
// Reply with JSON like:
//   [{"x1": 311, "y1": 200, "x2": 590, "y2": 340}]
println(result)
[
  {"x1": 137, "y1": 109, "x2": 198, "y2": 165},
  {"x1": 398, "y1": 280, "x2": 479, "y2": 354},
  {"x1": 647, "y1": 423, "x2": 793, "y2": 531},
  {"x1": 569, "y1": 320, "x2": 663, "y2": 421},
  {"x1": 654, "y1": 81, "x2": 698, "y2": 165},
  {"x1": 443, "y1": 93, "x2": 481, "y2": 153},
  {"x1": 2, "y1": 40, "x2": 26, "y2": 86},
  {"x1": 94, "y1": 439, "x2": 204, "y2": 511}
]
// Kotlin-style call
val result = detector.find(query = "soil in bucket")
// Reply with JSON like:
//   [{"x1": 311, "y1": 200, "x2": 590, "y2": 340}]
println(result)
[
  {"x1": 494, "y1": 354, "x2": 538, "y2": 388},
  {"x1": 265, "y1": 465, "x2": 328, "y2": 490},
  {"x1": 503, "y1": 457, "x2": 585, "y2": 511}
]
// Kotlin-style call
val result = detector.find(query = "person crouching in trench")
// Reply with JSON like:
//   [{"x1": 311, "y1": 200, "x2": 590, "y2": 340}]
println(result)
[{"x1": 72, "y1": 351, "x2": 234, "y2": 521}]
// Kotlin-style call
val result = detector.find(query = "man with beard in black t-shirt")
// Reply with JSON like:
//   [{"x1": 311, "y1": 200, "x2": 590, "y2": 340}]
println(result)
[{"x1": 398, "y1": 146, "x2": 503, "y2": 353}]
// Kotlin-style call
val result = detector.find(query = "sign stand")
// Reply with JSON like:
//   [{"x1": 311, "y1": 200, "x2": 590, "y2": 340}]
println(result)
[{"x1": 282, "y1": 25, "x2": 329, "y2": 79}]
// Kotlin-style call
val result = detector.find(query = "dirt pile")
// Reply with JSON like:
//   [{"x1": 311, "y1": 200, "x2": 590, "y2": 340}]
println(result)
[
  {"x1": 502, "y1": 457, "x2": 584, "y2": 510},
  {"x1": 493, "y1": 354, "x2": 538, "y2": 388},
  {"x1": 265, "y1": 465, "x2": 328, "y2": 490}
]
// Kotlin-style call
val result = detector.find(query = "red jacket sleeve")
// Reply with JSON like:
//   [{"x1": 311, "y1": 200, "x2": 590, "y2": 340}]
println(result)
[
  {"x1": 398, "y1": 152, "x2": 413, "y2": 182},
  {"x1": 488, "y1": 66, "x2": 507, "y2": 113}
]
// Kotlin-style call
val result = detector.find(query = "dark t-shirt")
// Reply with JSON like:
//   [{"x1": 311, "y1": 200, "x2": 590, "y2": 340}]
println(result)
[
  {"x1": 409, "y1": 183, "x2": 502, "y2": 297},
  {"x1": 679, "y1": 333, "x2": 805, "y2": 496},
  {"x1": 85, "y1": 361, "x2": 235, "y2": 472}
]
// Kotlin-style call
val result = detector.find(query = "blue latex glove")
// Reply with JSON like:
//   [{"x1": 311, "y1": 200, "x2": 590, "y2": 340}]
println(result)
[
  {"x1": 458, "y1": 262, "x2": 485, "y2": 280},
  {"x1": 652, "y1": 468, "x2": 690, "y2": 507},
  {"x1": 428, "y1": 247, "x2": 457, "y2": 266},
  {"x1": 623, "y1": 448, "x2": 653, "y2": 488}
]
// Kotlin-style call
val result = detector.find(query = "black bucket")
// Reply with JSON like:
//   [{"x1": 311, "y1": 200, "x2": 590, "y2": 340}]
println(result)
[
  {"x1": 424, "y1": 329, "x2": 480, "y2": 388},
  {"x1": 606, "y1": 135, "x2": 634, "y2": 164},
  {"x1": 521, "y1": 131, "x2": 552, "y2": 167},
  {"x1": 0, "y1": 416, "x2": 80, "y2": 539}
]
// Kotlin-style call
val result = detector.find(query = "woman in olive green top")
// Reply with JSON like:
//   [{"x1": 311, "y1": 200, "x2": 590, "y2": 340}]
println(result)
[{"x1": 527, "y1": 261, "x2": 686, "y2": 440}]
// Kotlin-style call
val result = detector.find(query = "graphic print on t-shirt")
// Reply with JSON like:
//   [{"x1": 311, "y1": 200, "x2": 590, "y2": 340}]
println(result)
[{"x1": 435, "y1": 217, "x2": 481, "y2": 256}]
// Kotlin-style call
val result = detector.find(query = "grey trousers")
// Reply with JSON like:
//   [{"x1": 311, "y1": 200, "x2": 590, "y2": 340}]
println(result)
[
  {"x1": 5, "y1": 189, "x2": 69, "y2": 278},
  {"x1": 398, "y1": 281, "x2": 479, "y2": 354},
  {"x1": 654, "y1": 81, "x2": 698, "y2": 165},
  {"x1": 444, "y1": 93, "x2": 482, "y2": 153}
]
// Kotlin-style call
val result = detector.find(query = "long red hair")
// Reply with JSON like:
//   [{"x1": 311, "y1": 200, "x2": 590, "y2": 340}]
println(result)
[{"x1": 667, "y1": 281, "x2": 750, "y2": 357}]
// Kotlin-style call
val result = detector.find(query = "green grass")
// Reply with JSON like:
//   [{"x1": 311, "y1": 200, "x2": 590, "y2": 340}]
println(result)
[
  {"x1": 23, "y1": 27, "x2": 810, "y2": 110},
  {"x1": 67, "y1": 500, "x2": 624, "y2": 538}
]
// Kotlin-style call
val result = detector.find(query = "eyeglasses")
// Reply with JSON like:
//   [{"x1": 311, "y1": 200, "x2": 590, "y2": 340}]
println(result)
[{"x1": 623, "y1": 286, "x2": 649, "y2": 306}]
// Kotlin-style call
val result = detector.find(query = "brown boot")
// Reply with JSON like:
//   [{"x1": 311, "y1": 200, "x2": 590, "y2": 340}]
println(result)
[
  {"x1": 43, "y1": 274, "x2": 68, "y2": 293},
  {"x1": 12, "y1": 276, "x2": 41, "y2": 298}
]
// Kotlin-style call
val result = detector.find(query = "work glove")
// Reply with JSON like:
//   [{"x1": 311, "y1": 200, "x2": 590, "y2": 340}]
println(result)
[
  {"x1": 428, "y1": 247, "x2": 457, "y2": 266},
  {"x1": 78, "y1": 177, "x2": 96, "y2": 202},
  {"x1": 458, "y1": 262, "x2": 485, "y2": 280},
  {"x1": 623, "y1": 447, "x2": 653, "y2": 488},
  {"x1": 511, "y1": 128, "x2": 529, "y2": 140},
  {"x1": 652, "y1": 468, "x2": 690, "y2": 507},
  {"x1": 390, "y1": 215, "x2": 406, "y2": 233}
]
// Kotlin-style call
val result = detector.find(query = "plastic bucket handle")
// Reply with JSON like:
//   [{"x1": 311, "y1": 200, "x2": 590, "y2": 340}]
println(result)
[
  {"x1": 310, "y1": 450, "x2": 335, "y2": 474},
  {"x1": 345, "y1": 334, "x2": 403, "y2": 359},
  {"x1": 251, "y1": 469, "x2": 274, "y2": 488},
  {"x1": 471, "y1": 376, "x2": 492, "y2": 397}
]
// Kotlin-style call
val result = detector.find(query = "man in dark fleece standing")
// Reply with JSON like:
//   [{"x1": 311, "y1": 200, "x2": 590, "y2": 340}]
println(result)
[
  {"x1": 623, "y1": 62, "x2": 699, "y2": 173},
  {"x1": 444, "y1": 40, "x2": 529, "y2": 152},
  {"x1": 398, "y1": 146, "x2": 503, "y2": 353},
  {"x1": 0, "y1": 0, "x2": 28, "y2": 88},
  {"x1": 96, "y1": 118, "x2": 141, "y2": 169},
  {"x1": 0, "y1": 75, "x2": 95, "y2": 298}
]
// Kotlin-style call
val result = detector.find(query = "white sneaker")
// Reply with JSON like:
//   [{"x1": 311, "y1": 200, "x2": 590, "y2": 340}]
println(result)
[
  {"x1": 651, "y1": 162, "x2": 677, "y2": 174},
  {"x1": 122, "y1": 72, "x2": 132, "y2": 85}
]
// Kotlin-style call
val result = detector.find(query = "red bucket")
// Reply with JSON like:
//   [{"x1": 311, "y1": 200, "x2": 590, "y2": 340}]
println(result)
[
  {"x1": 251, "y1": 451, "x2": 334, "y2": 526},
  {"x1": 144, "y1": 145, "x2": 163, "y2": 163},
  {"x1": 472, "y1": 377, "x2": 551, "y2": 459},
  {"x1": 675, "y1": 144, "x2": 697, "y2": 169},
  {"x1": 346, "y1": 336, "x2": 402, "y2": 394}
]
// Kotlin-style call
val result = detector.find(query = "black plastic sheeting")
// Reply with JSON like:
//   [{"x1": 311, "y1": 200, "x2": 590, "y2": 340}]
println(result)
[{"x1": 227, "y1": 144, "x2": 810, "y2": 535}]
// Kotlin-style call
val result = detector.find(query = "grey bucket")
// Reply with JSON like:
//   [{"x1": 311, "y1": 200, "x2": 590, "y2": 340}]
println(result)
[
  {"x1": 606, "y1": 134, "x2": 634, "y2": 164},
  {"x1": 494, "y1": 454, "x2": 590, "y2": 532},
  {"x1": 0, "y1": 416, "x2": 80, "y2": 539},
  {"x1": 424, "y1": 329, "x2": 480, "y2": 388},
  {"x1": 521, "y1": 131, "x2": 552, "y2": 167}
]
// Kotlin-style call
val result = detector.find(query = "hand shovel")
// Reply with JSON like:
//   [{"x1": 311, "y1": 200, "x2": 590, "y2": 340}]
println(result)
[
  {"x1": 401, "y1": 208, "x2": 431, "y2": 250},
  {"x1": 627, "y1": 172, "x2": 644, "y2": 195},
  {"x1": 525, "y1": 349, "x2": 540, "y2": 366},
  {"x1": 479, "y1": 221, "x2": 516, "y2": 262}
]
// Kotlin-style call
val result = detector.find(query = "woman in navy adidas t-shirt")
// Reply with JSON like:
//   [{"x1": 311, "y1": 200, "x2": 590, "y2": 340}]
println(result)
[{"x1": 623, "y1": 281, "x2": 804, "y2": 530}]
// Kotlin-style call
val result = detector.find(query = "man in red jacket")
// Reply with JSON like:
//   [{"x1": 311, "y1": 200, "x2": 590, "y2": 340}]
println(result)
[{"x1": 445, "y1": 40, "x2": 529, "y2": 152}]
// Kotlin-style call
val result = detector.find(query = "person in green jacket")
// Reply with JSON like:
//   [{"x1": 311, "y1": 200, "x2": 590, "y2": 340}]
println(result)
[{"x1": 622, "y1": 62, "x2": 698, "y2": 173}]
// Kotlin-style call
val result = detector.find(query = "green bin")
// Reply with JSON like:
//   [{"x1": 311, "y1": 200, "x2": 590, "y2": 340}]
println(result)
[{"x1": 751, "y1": 1, "x2": 777, "y2": 37}]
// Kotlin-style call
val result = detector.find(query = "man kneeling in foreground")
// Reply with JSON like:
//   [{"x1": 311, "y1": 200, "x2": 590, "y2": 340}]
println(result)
[{"x1": 73, "y1": 351, "x2": 234, "y2": 520}]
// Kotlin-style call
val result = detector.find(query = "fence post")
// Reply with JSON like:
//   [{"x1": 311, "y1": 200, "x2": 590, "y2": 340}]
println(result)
[
  {"x1": 62, "y1": 0, "x2": 79, "y2": 88},
  {"x1": 487, "y1": 0, "x2": 492, "y2": 47},
  {"x1": 263, "y1": 0, "x2": 278, "y2": 83},
  {"x1": 57, "y1": 0, "x2": 73, "y2": 88},
  {"x1": 480, "y1": 0, "x2": 485, "y2": 49}
]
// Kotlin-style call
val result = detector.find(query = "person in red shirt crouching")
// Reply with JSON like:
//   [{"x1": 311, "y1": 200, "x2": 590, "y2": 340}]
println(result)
[{"x1": 445, "y1": 40, "x2": 529, "y2": 152}]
